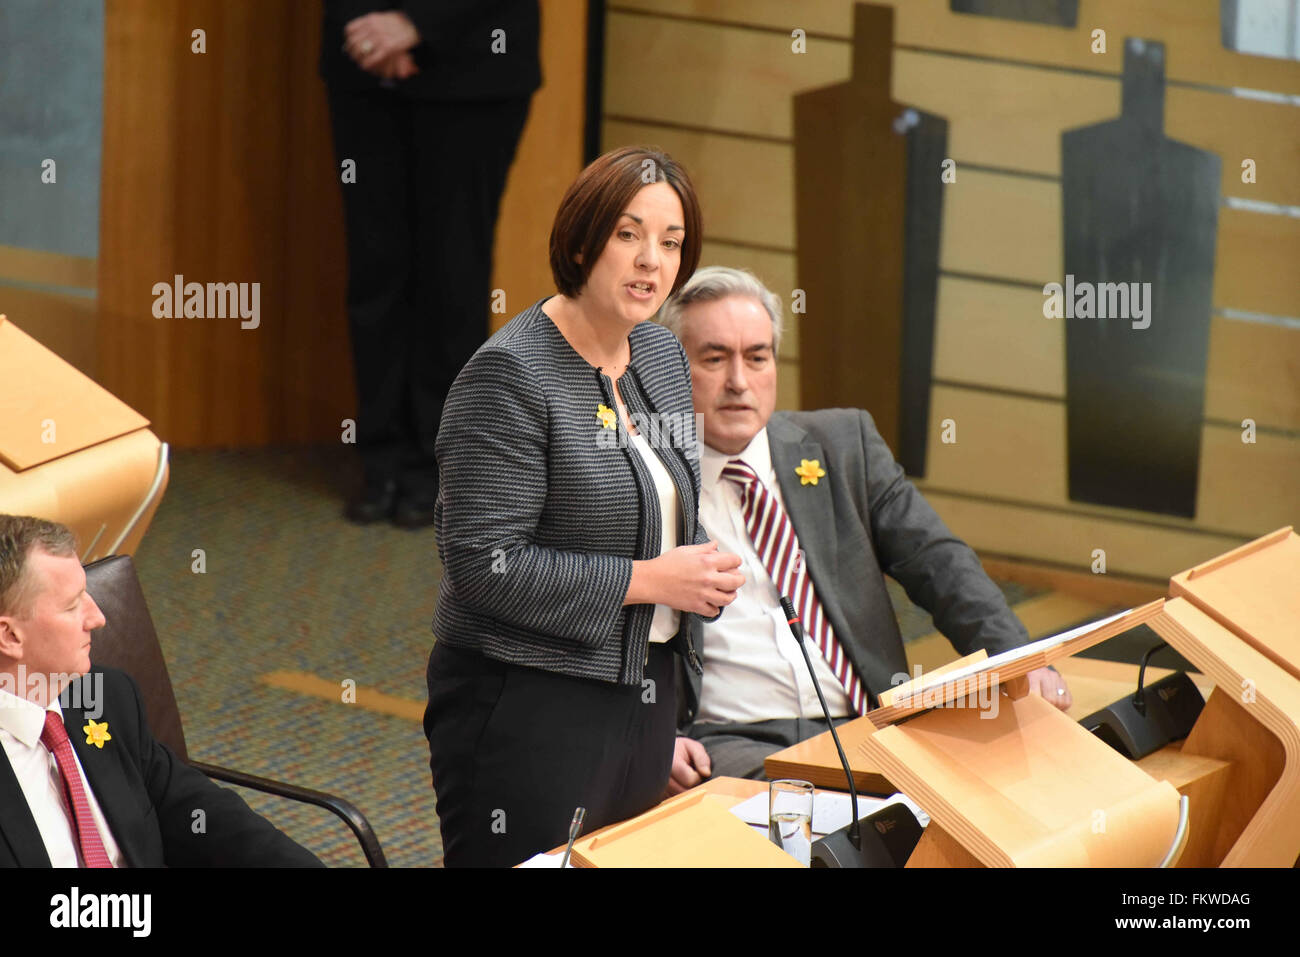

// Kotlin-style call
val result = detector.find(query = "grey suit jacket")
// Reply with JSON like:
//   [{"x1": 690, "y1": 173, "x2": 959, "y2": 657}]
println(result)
[{"x1": 680, "y1": 408, "x2": 1029, "y2": 726}]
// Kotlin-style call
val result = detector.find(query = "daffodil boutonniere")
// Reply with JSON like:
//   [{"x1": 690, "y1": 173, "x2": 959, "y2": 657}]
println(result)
[
  {"x1": 83, "y1": 719, "x2": 112, "y2": 749},
  {"x1": 795, "y1": 458, "x2": 826, "y2": 486},
  {"x1": 596, "y1": 404, "x2": 617, "y2": 430}
]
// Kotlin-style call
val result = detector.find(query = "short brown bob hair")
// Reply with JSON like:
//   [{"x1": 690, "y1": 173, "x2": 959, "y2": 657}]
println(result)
[{"x1": 549, "y1": 146, "x2": 702, "y2": 299}]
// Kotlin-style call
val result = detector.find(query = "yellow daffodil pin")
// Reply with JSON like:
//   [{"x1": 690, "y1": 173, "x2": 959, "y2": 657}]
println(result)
[
  {"x1": 795, "y1": 458, "x2": 826, "y2": 486},
  {"x1": 596, "y1": 404, "x2": 617, "y2": 430},
  {"x1": 83, "y1": 719, "x2": 111, "y2": 749}
]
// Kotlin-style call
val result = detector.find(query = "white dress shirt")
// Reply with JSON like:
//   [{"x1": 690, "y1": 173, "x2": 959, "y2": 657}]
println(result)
[
  {"x1": 625, "y1": 418, "x2": 682, "y2": 644},
  {"x1": 696, "y1": 429, "x2": 854, "y2": 723},
  {"x1": 0, "y1": 688, "x2": 125, "y2": 867}
]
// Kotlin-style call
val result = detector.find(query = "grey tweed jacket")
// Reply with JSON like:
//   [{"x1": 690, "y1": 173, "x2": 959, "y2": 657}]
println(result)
[{"x1": 433, "y1": 297, "x2": 710, "y2": 686}]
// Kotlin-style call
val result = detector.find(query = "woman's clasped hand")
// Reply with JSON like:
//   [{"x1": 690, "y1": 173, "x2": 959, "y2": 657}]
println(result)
[{"x1": 629, "y1": 541, "x2": 744, "y2": 618}]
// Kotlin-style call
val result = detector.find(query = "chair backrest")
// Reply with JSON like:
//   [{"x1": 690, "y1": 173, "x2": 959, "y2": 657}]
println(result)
[{"x1": 84, "y1": 555, "x2": 189, "y2": 762}]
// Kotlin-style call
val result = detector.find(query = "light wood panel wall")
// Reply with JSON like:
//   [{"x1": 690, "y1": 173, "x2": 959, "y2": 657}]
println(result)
[
  {"x1": 600, "y1": 0, "x2": 1300, "y2": 579},
  {"x1": 100, "y1": 2, "x2": 285, "y2": 448},
  {"x1": 97, "y1": 0, "x2": 587, "y2": 448},
  {"x1": 490, "y1": 0, "x2": 589, "y2": 332}
]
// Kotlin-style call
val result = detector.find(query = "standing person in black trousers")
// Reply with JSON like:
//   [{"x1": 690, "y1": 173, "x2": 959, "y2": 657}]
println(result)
[
  {"x1": 320, "y1": 2, "x2": 540, "y2": 527},
  {"x1": 423, "y1": 147, "x2": 746, "y2": 867}
]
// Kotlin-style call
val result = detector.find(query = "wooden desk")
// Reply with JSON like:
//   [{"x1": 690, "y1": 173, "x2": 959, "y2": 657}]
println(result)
[
  {"x1": 0, "y1": 315, "x2": 168, "y2": 558},
  {"x1": 765, "y1": 656, "x2": 1217, "y2": 792},
  {"x1": 527, "y1": 660, "x2": 1227, "y2": 866},
  {"x1": 537, "y1": 776, "x2": 806, "y2": 862},
  {"x1": 0, "y1": 429, "x2": 169, "y2": 560},
  {"x1": 764, "y1": 656, "x2": 1231, "y2": 866}
]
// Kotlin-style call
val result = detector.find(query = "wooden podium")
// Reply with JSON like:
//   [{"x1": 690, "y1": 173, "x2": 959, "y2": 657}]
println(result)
[
  {"x1": 0, "y1": 314, "x2": 168, "y2": 558},
  {"x1": 862, "y1": 601, "x2": 1186, "y2": 867},
  {"x1": 767, "y1": 528, "x2": 1300, "y2": 867},
  {"x1": 1149, "y1": 529, "x2": 1300, "y2": 866}
]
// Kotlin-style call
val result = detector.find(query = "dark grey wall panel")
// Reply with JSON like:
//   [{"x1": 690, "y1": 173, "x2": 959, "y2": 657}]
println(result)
[
  {"x1": 0, "y1": 0, "x2": 104, "y2": 260},
  {"x1": 1061, "y1": 39, "x2": 1221, "y2": 519},
  {"x1": 897, "y1": 110, "x2": 947, "y2": 480},
  {"x1": 950, "y1": 0, "x2": 1079, "y2": 28}
]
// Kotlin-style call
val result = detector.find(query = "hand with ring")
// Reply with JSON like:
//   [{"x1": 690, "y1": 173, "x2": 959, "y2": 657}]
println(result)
[
  {"x1": 1026, "y1": 665, "x2": 1073, "y2": 711},
  {"x1": 343, "y1": 11, "x2": 421, "y2": 76}
]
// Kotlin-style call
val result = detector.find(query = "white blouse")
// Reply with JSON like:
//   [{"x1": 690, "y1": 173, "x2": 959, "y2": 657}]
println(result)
[{"x1": 625, "y1": 424, "x2": 683, "y2": 643}]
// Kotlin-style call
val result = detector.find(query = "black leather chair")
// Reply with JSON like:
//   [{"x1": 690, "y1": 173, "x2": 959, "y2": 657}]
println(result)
[{"x1": 84, "y1": 554, "x2": 388, "y2": 867}]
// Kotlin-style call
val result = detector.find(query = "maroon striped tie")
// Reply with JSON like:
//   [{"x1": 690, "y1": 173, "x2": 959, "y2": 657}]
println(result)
[
  {"x1": 721, "y1": 459, "x2": 868, "y2": 715},
  {"x1": 41, "y1": 711, "x2": 114, "y2": 868}
]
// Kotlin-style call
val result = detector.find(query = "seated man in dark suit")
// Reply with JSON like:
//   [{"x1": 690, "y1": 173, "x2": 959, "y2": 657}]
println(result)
[
  {"x1": 0, "y1": 515, "x2": 321, "y2": 867},
  {"x1": 656, "y1": 268, "x2": 1073, "y2": 793}
]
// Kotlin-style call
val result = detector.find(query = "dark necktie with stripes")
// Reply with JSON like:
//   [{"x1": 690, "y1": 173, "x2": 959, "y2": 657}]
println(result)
[{"x1": 720, "y1": 458, "x2": 867, "y2": 715}]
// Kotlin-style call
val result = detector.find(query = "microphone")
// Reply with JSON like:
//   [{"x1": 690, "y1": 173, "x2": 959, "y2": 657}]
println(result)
[
  {"x1": 559, "y1": 806, "x2": 586, "y2": 869},
  {"x1": 1080, "y1": 641, "x2": 1204, "y2": 760},
  {"x1": 779, "y1": 596, "x2": 921, "y2": 868}
]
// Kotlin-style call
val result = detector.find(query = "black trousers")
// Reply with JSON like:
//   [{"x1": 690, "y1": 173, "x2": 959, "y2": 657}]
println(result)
[
  {"x1": 325, "y1": 89, "x2": 531, "y2": 499},
  {"x1": 424, "y1": 642, "x2": 678, "y2": 867}
]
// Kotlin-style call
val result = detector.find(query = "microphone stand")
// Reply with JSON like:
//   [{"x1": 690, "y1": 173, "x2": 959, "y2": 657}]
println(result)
[
  {"x1": 780, "y1": 596, "x2": 861, "y2": 852},
  {"x1": 780, "y1": 596, "x2": 922, "y2": 867}
]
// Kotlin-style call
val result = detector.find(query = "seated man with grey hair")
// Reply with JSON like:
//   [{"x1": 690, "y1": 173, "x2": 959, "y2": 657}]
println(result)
[
  {"x1": 656, "y1": 266, "x2": 1072, "y2": 793},
  {"x1": 0, "y1": 514, "x2": 321, "y2": 866}
]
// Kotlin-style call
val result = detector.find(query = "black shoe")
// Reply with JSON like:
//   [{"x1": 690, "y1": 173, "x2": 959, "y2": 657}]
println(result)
[
  {"x1": 346, "y1": 478, "x2": 398, "y2": 524},
  {"x1": 393, "y1": 494, "x2": 438, "y2": 529}
]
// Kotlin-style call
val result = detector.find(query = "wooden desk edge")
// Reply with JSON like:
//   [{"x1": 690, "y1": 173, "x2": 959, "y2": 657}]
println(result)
[{"x1": 532, "y1": 776, "x2": 814, "y2": 862}]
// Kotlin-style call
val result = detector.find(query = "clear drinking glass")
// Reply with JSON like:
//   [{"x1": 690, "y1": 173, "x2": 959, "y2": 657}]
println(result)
[{"x1": 769, "y1": 779, "x2": 814, "y2": 866}]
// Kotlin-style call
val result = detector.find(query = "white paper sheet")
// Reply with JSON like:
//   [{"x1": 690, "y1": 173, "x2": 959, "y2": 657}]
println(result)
[{"x1": 516, "y1": 850, "x2": 575, "y2": 868}]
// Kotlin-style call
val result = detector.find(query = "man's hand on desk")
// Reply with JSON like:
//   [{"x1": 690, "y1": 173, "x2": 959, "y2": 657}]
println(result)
[
  {"x1": 1027, "y1": 666, "x2": 1072, "y2": 711},
  {"x1": 666, "y1": 736, "x2": 712, "y2": 797}
]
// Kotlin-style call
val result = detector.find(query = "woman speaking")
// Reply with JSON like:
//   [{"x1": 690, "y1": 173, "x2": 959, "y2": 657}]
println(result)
[{"x1": 423, "y1": 147, "x2": 744, "y2": 867}]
